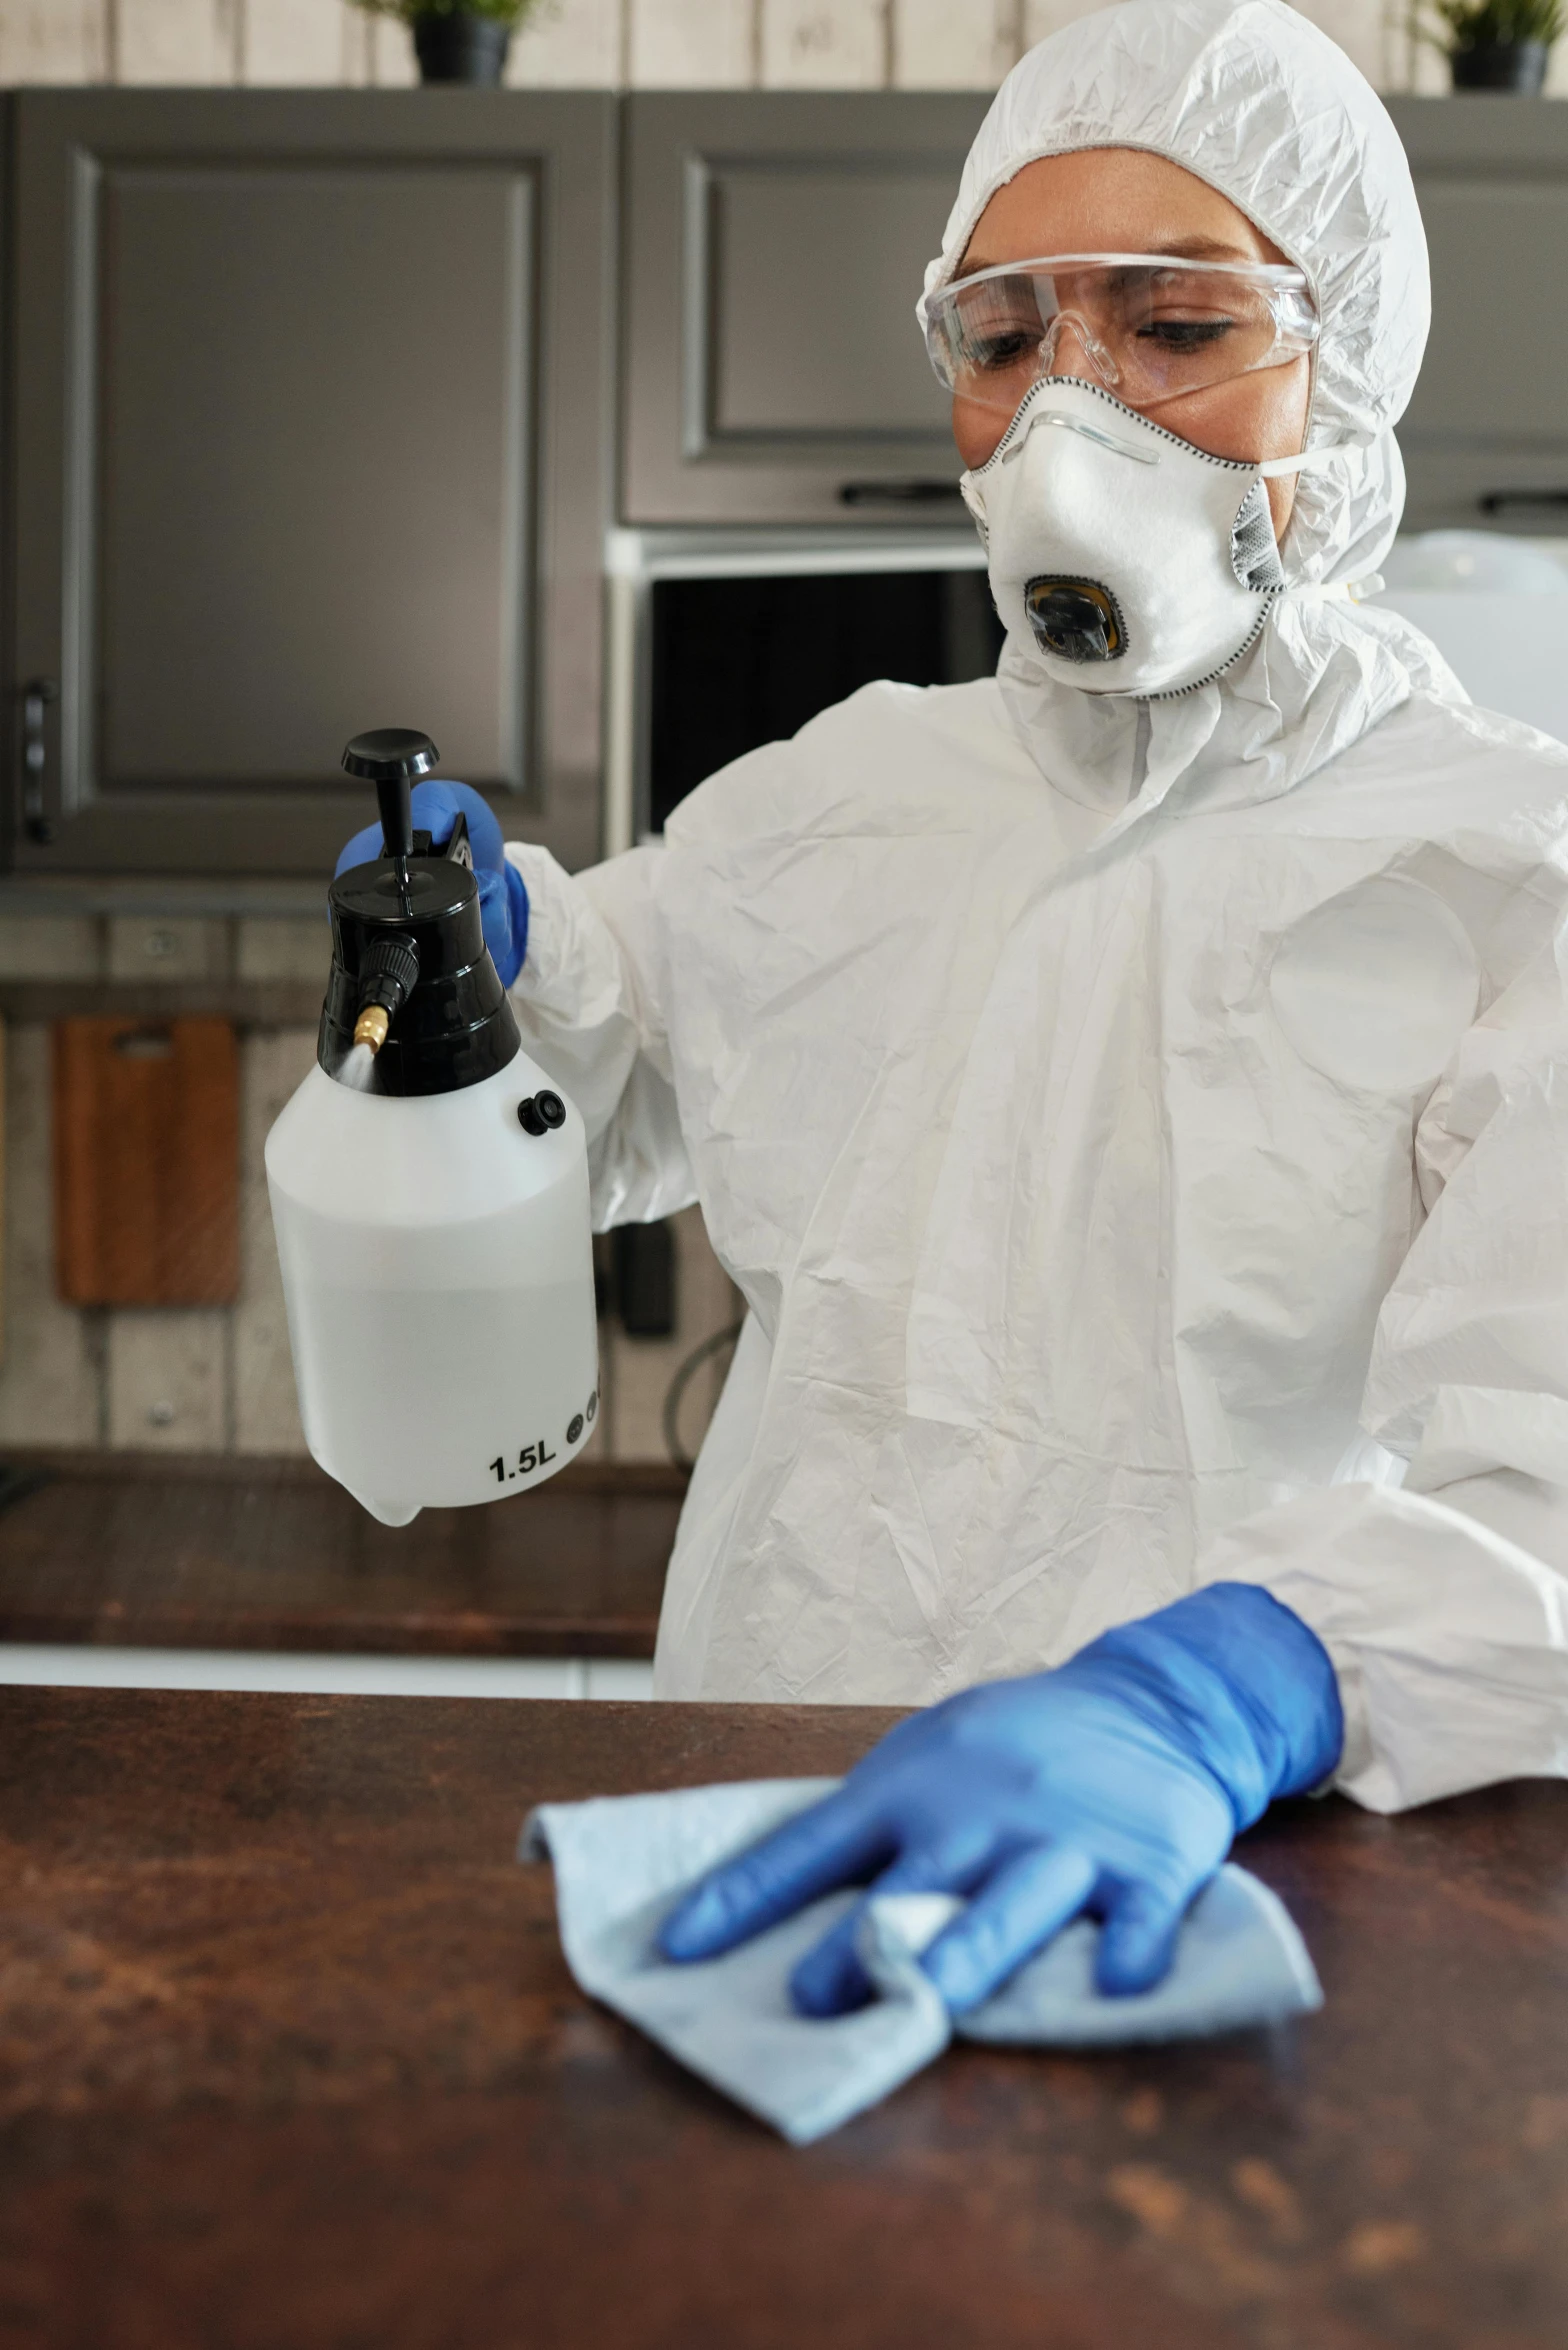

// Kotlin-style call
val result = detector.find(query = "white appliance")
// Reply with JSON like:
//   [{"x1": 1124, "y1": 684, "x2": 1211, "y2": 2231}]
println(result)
[
  {"x1": 1373, "y1": 531, "x2": 1568, "y2": 746},
  {"x1": 603, "y1": 524, "x2": 997, "y2": 852}
]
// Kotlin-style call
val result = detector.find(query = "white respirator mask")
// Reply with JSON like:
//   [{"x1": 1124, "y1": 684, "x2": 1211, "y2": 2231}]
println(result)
[{"x1": 961, "y1": 376, "x2": 1304, "y2": 699}]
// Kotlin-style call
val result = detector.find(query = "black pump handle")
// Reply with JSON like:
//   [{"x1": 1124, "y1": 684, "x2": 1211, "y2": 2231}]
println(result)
[
  {"x1": 377, "y1": 772, "x2": 414, "y2": 864},
  {"x1": 341, "y1": 728, "x2": 439, "y2": 904},
  {"x1": 341, "y1": 727, "x2": 439, "y2": 782},
  {"x1": 341, "y1": 727, "x2": 439, "y2": 879}
]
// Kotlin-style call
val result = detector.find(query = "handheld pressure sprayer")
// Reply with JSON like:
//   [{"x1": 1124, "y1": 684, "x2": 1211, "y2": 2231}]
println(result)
[{"x1": 265, "y1": 729, "x2": 599, "y2": 1526}]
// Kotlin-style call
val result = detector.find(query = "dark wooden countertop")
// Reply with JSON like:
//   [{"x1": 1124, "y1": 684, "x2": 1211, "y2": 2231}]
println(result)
[
  {"x1": 2, "y1": 1688, "x2": 1566, "y2": 2348},
  {"x1": 0, "y1": 1450, "x2": 682, "y2": 1656}
]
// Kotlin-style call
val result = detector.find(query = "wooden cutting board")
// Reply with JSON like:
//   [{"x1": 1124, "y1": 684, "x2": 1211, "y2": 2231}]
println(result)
[{"x1": 53, "y1": 1017, "x2": 240, "y2": 1306}]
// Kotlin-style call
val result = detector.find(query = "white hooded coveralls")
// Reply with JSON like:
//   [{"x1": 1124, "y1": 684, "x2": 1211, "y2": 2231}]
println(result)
[{"x1": 509, "y1": 0, "x2": 1568, "y2": 1815}]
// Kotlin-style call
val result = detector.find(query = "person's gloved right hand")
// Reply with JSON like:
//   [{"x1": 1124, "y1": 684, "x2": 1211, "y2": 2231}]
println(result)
[
  {"x1": 659, "y1": 1582, "x2": 1342, "y2": 2016},
  {"x1": 336, "y1": 779, "x2": 529, "y2": 989}
]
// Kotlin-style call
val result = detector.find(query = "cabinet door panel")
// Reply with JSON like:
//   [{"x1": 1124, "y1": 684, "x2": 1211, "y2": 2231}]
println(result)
[
  {"x1": 1388, "y1": 99, "x2": 1568, "y2": 535},
  {"x1": 623, "y1": 93, "x2": 987, "y2": 526},
  {"x1": 1403, "y1": 177, "x2": 1568, "y2": 449},
  {"x1": 701, "y1": 158, "x2": 955, "y2": 442},
  {"x1": 7, "y1": 91, "x2": 614, "y2": 877},
  {"x1": 99, "y1": 163, "x2": 532, "y2": 793}
]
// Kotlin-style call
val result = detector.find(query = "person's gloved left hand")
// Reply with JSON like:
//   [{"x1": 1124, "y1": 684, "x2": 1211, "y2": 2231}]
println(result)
[
  {"x1": 336, "y1": 779, "x2": 529, "y2": 989},
  {"x1": 659, "y1": 1582, "x2": 1341, "y2": 2015}
]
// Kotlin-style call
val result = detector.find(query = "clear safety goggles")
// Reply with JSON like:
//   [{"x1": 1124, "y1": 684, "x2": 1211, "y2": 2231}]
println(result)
[{"x1": 923, "y1": 253, "x2": 1319, "y2": 418}]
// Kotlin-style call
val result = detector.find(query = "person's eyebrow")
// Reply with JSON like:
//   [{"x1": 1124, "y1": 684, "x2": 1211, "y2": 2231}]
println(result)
[
  {"x1": 958, "y1": 232, "x2": 1263, "y2": 274},
  {"x1": 1138, "y1": 233, "x2": 1263, "y2": 261}
]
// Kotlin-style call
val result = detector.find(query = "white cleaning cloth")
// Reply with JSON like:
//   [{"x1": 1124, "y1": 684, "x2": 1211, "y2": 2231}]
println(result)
[{"x1": 519, "y1": 1777, "x2": 1323, "y2": 2144}]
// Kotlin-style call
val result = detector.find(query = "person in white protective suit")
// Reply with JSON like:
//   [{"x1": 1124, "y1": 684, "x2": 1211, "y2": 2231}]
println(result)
[{"x1": 352, "y1": 0, "x2": 1568, "y2": 2013}]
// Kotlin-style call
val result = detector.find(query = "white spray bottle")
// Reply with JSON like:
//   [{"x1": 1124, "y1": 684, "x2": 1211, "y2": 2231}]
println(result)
[{"x1": 265, "y1": 728, "x2": 599, "y2": 1526}]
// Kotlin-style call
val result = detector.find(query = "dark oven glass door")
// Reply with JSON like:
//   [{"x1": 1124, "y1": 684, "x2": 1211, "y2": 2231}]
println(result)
[{"x1": 648, "y1": 568, "x2": 1003, "y2": 832}]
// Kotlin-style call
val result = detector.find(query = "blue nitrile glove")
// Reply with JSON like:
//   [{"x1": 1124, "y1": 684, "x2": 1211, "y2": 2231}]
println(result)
[
  {"x1": 659, "y1": 1583, "x2": 1342, "y2": 2016},
  {"x1": 335, "y1": 780, "x2": 529, "y2": 988}
]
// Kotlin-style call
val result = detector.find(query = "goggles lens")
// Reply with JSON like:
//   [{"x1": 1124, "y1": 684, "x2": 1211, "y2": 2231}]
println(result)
[{"x1": 924, "y1": 254, "x2": 1318, "y2": 416}]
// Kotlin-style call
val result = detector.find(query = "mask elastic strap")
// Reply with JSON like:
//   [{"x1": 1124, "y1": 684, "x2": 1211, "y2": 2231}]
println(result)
[
  {"x1": 1291, "y1": 574, "x2": 1386, "y2": 602},
  {"x1": 1255, "y1": 445, "x2": 1385, "y2": 597},
  {"x1": 1256, "y1": 446, "x2": 1343, "y2": 480}
]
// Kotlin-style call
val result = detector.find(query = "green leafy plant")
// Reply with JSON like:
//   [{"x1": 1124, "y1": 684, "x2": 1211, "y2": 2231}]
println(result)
[
  {"x1": 349, "y1": 0, "x2": 544, "y2": 26},
  {"x1": 1422, "y1": 0, "x2": 1565, "y2": 48}
]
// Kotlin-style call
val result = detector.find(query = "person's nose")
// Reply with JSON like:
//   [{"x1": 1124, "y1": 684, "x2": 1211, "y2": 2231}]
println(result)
[{"x1": 1043, "y1": 311, "x2": 1114, "y2": 390}]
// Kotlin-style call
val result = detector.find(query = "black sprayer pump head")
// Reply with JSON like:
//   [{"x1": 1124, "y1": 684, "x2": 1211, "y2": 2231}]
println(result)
[
  {"x1": 318, "y1": 728, "x2": 520, "y2": 1097},
  {"x1": 342, "y1": 727, "x2": 438, "y2": 913},
  {"x1": 341, "y1": 727, "x2": 441, "y2": 792}
]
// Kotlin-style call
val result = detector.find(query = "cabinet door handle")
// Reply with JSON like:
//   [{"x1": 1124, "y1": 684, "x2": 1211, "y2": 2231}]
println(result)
[
  {"x1": 837, "y1": 478, "x2": 964, "y2": 507},
  {"x1": 1478, "y1": 489, "x2": 1568, "y2": 515},
  {"x1": 21, "y1": 677, "x2": 57, "y2": 845}
]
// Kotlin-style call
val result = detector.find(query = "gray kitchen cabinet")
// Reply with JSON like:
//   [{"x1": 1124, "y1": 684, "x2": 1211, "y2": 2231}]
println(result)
[
  {"x1": 1388, "y1": 97, "x2": 1568, "y2": 534},
  {"x1": 3, "y1": 90, "x2": 615, "y2": 877},
  {"x1": 620, "y1": 92, "x2": 988, "y2": 527}
]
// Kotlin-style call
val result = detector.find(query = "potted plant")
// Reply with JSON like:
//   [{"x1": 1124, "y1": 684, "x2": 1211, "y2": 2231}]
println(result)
[
  {"x1": 350, "y1": 0, "x2": 544, "y2": 87},
  {"x1": 1423, "y1": 0, "x2": 1564, "y2": 90}
]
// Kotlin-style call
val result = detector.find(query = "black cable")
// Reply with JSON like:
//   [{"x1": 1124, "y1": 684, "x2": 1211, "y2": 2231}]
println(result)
[{"x1": 661, "y1": 1321, "x2": 745, "y2": 1470}]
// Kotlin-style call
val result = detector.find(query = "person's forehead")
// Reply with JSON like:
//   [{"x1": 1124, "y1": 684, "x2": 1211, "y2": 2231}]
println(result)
[{"x1": 960, "y1": 149, "x2": 1276, "y2": 273}]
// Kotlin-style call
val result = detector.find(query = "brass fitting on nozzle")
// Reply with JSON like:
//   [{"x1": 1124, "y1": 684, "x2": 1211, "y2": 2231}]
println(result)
[
  {"x1": 354, "y1": 1004, "x2": 391, "y2": 1055},
  {"x1": 351, "y1": 932, "x2": 421, "y2": 1062}
]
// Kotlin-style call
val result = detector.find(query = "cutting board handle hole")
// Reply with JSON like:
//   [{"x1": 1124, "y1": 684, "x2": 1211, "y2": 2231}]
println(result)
[{"x1": 114, "y1": 1028, "x2": 175, "y2": 1060}]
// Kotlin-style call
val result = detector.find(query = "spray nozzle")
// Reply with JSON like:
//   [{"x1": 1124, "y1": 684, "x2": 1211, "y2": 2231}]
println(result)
[{"x1": 353, "y1": 932, "x2": 421, "y2": 1055}]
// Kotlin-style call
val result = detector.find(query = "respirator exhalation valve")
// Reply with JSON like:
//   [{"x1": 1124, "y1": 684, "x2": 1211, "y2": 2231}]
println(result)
[{"x1": 1025, "y1": 576, "x2": 1126, "y2": 664}]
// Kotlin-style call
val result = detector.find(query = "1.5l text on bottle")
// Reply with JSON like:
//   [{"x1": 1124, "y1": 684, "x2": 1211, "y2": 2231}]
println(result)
[{"x1": 490, "y1": 1443, "x2": 558, "y2": 1483}]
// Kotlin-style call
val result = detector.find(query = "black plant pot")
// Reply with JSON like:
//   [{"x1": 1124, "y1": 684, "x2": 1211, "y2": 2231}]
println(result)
[
  {"x1": 1450, "y1": 39, "x2": 1549, "y2": 91},
  {"x1": 412, "y1": 13, "x2": 512, "y2": 84}
]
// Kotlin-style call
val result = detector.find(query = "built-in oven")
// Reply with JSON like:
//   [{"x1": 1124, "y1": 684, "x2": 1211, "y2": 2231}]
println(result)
[{"x1": 603, "y1": 527, "x2": 1003, "y2": 856}]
